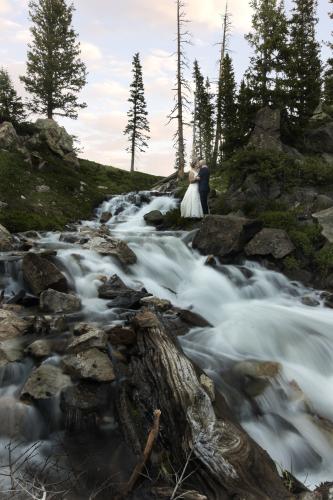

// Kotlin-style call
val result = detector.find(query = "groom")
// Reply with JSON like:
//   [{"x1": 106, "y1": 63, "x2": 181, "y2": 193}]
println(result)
[{"x1": 198, "y1": 159, "x2": 210, "y2": 215}]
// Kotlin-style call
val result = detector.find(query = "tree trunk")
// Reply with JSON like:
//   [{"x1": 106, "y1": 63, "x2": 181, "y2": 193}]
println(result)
[
  {"x1": 212, "y1": 3, "x2": 228, "y2": 171},
  {"x1": 116, "y1": 310, "x2": 291, "y2": 500},
  {"x1": 177, "y1": 0, "x2": 185, "y2": 179}
]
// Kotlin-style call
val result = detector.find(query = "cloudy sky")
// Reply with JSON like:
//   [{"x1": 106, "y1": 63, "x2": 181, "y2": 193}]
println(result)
[{"x1": 0, "y1": 0, "x2": 331, "y2": 176}]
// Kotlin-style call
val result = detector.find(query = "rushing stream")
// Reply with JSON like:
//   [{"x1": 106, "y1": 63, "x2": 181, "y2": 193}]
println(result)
[{"x1": 1, "y1": 191, "x2": 333, "y2": 492}]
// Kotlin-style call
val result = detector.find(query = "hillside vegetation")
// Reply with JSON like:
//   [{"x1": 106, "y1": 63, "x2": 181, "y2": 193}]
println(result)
[{"x1": 0, "y1": 150, "x2": 160, "y2": 232}]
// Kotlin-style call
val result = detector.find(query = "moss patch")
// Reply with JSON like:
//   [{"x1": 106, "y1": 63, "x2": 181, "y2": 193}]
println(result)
[{"x1": 0, "y1": 150, "x2": 160, "y2": 232}]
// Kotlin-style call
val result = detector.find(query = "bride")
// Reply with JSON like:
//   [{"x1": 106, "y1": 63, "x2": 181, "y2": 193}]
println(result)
[{"x1": 180, "y1": 161, "x2": 203, "y2": 218}]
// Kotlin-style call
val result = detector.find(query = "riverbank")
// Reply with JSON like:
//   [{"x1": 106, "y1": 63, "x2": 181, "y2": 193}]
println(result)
[{"x1": 0, "y1": 149, "x2": 160, "y2": 233}]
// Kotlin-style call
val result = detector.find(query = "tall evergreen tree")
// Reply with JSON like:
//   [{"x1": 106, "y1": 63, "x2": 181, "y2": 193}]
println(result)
[
  {"x1": 212, "y1": 2, "x2": 231, "y2": 170},
  {"x1": 192, "y1": 63, "x2": 214, "y2": 164},
  {"x1": 245, "y1": 0, "x2": 288, "y2": 108},
  {"x1": 235, "y1": 78, "x2": 255, "y2": 148},
  {"x1": 324, "y1": 0, "x2": 333, "y2": 105},
  {"x1": 202, "y1": 78, "x2": 214, "y2": 163},
  {"x1": 287, "y1": 0, "x2": 322, "y2": 135},
  {"x1": 0, "y1": 69, "x2": 26, "y2": 124},
  {"x1": 20, "y1": 0, "x2": 87, "y2": 119},
  {"x1": 124, "y1": 53, "x2": 150, "y2": 173},
  {"x1": 218, "y1": 54, "x2": 238, "y2": 160}
]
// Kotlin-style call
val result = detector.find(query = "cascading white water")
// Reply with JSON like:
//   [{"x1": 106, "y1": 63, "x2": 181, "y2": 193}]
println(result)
[{"x1": 2, "y1": 191, "x2": 333, "y2": 489}]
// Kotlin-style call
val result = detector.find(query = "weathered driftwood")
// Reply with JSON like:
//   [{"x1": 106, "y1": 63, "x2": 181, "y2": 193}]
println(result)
[{"x1": 116, "y1": 310, "x2": 291, "y2": 500}]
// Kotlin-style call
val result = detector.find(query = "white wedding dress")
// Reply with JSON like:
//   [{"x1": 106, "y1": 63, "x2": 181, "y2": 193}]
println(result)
[{"x1": 180, "y1": 169, "x2": 204, "y2": 218}]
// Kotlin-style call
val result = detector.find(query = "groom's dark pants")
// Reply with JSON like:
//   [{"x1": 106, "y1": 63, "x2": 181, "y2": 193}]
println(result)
[{"x1": 200, "y1": 190, "x2": 209, "y2": 215}]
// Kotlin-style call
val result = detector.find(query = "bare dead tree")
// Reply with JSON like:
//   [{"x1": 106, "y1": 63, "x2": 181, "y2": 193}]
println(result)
[
  {"x1": 167, "y1": 0, "x2": 191, "y2": 179},
  {"x1": 212, "y1": 1, "x2": 232, "y2": 170}
]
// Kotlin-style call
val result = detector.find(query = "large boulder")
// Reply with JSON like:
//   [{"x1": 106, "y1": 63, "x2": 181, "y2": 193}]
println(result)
[
  {"x1": 0, "y1": 122, "x2": 20, "y2": 150},
  {"x1": 83, "y1": 236, "x2": 137, "y2": 266},
  {"x1": 245, "y1": 228, "x2": 295, "y2": 259},
  {"x1": 0, "y1": 339, "x2": 24, "y2": 367},
  {"x1": 313, "y1": 207, "x2": 333, "y2": 242},
  {"x1": 248, "y1": 107, "x2": 283, "y2": 152},
  {"x1": 98, "y1": 274, "x2": 148, "y2": 309},
  {"x1": 0, "y1": 223, "x2": 14, "y2": 251},
  {"x1": 21, "y1": 364, "x2": 71, "y2": 401},
  {"x1": 192, "y1": 215, "x2": 262, "y2": 259},
  {"x1": 0, "y1": 309, "x2": 30, "y2": 341},
  {"x1": 34, "y1": 118, "x2": 74, "y2": 157},
  {"x1": 144, "y1": 210, "x2": 164, "y2": 226},
  {"x1": 22, "y1": 253, "x2": 68, "y2": 295},
  {"x1": 62, "y1": 348, "x2": 115, "y2": 382},
  {"x1": 305, "y1": 122, "x2": 333, "y2": 154},
  {"x1": 40, "y1": 289, "x2": 81, "y2": 314}
]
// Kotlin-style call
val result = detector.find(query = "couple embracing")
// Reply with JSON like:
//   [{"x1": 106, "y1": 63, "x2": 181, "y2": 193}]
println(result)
[{"x1": 180, "y1": 159, "x2": 210, "y2": 219}]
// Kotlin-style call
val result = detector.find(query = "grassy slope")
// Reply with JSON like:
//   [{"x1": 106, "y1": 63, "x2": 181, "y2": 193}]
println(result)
[{"x1": 0, "y1": 150, "x2": 160, "y2": 232}]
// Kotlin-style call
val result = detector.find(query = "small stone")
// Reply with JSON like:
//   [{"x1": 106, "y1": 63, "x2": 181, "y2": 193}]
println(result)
[
  {"x1": 40, "y1": 289, "x2": 81, "y2": 314},
  {"x1": 100, "y1": 211, "x2": 112, "y2": 224},
  {"x1": 301, "y1": 296, "x2": 320, "y2": 307},
  {"x1": 21, "y1": 364, "x2": 71, "y2": 401},
  {"x1": 67, "y1": 327, "x2": 108, "y2": 353},
  {"x1": 36, "y1": 185, "x2": 50, "y2": 193},
  {"x1": 26, "y1": 339, "x2": 52, "y2": 358},
  {"x1": 140, "y1": 296, "x2": 172, "y2": 311},
  {"x1": 62, "y1": 348, "x2": 115, "y2": 382}
]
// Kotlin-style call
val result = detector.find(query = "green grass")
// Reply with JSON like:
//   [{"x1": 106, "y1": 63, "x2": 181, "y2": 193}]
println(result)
[{"x1": 0, "y1": 150, "x2": 160, "y2": 232}]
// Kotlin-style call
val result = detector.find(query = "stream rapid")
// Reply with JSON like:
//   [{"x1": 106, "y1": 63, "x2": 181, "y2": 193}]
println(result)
[{"x1": 1, "y1": 191, "x2": 333, "y2": 491}]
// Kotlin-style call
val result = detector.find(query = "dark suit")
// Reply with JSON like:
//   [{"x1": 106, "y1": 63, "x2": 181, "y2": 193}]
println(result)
[{"x1": 198, "y1": 166, "x2": 210, "y2": 215}]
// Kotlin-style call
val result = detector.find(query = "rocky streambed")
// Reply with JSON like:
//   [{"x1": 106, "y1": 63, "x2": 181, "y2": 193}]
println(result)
[{"x1": 0, "y1": 192, "x2": 333, "y2": 499}]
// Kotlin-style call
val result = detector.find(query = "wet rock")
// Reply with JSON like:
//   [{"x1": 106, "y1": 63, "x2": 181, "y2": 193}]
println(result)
[
  {"x1": 177, "y1": 308, "x2": 212, "y2": 328},
  {"x1": 0, "y1": 339, "x2": 24, "y2": 367},
  {"x1": 0, "y1": 223, "x2": 14, "y2": 251},
  {"x1": 62, "y1": 348, "x2": 115, "y2": 382},
  {"x1": 205, "y1": 255, "x2": 217, "y2": 267},
  {"x1": 301, "y1": 296, "x2": 320, "y2": 307},
  {"x1": 25, "y1": 339, "x2": 52, "y2": 358},
  {"x1": 22, "y1": 253, "x2": 68, "y2": 295},
  {"x1": 245, "y1": 228, "x2": 295, "y2": 259},
  {"x1": 0, "y1": 309, "x2": 30, "y2": 341},
  {"x1": 67, "y1": 327, "x2": 108, "y2": 354},
  {"x1": 233, "y1": 360, "x2": 281, "y2": 379},
  {"x1": 144, "y1": 210, "x2": 164, "y2": 225},
  {"x1": 40, "y1": 289, "x2": 81, "y2": 314},
  {"x1": 60, "y1": 382, "x2": 111, "y2": 431},
  {"x1": 98, "y1": 274, "x2": 148, "y2": 309},
  {"x1": 140, "y1": 296, "x2": 172, "y2": 311},
  {"x1": 32, "y1": 314, "x2": 67, "y2": 336},
  {"x1": 100, "y1": 211, "x2": 112, "y2": 224},
  {"x1": 192, "y1": 215, "x2": 262, "y2": 259},
  {"x1": 106, "y1": 325, "x2": 137, "y2": 345},
  {"x1": 21, "y1": 364, "x2": 71, "y2": 401},
  {"x1": 0, "y1": 396, "x2": 38, "y2": 439},
  {"x1": 83, "y1": 236, "x2": 137, "y2": 266}
]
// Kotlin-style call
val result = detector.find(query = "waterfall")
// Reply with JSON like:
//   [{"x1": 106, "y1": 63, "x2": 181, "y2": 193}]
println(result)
[{"x1": 1, "y1": 191, "x2": 333, "y2": 489}]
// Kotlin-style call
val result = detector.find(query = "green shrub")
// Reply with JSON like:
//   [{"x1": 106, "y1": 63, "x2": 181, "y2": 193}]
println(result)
[
  {"x1": 314, "y1": 244, "x2": 333, "y2": 275},
  {"x1": 283, "y1": 255, "x2": 301, "y2": 271},
  {"x1": 260, "y1": 211, "x2": 298, "y2": 231}
]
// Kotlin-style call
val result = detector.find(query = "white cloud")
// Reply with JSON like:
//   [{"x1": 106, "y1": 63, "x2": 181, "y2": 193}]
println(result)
[
  {"x1": 81, "y1": 41, "x2": 103, "y2": 62},
  {"x1": 0, "y1": 0, "x2": 11, "y2": 14}
]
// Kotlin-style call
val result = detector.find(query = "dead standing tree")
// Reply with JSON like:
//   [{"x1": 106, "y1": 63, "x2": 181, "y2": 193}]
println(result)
[
  {"x1": 168, "y1": 0, "x2": 191, "y2": 179},
  {"x1": 212, "y1": 1, "x2": 232, "y2": 171}
]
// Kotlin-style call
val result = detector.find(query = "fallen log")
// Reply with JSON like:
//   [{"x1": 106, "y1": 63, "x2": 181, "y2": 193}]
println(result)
[{"x1": 115, "y1": 310, "x2": 291, "y2": 500}]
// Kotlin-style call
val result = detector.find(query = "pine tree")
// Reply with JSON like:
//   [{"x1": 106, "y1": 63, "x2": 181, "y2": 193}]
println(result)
[
  {"x1": 124, "y1": 53, "x2": 150, "y2": 173},
  {"x1": 20, "y1": 0, "x2": 87, "y2": 119},
  {"x1": 218, "y1": 54, "x2": 238, "y2": 160},
  {"x1": 167, "y1": 0, "x2": 191, "y2": 178},
  {"x1": 235, "y1": 78, "x2": 255, "y2": 148},
  {"x1": 0, "y1": 68, "x2": 26, "y2": 124},
  {"x1": 212, "y1": 2, "x2": 231, "y2": 170},
  {"x1": 245, "y1": 0, "x2": 288, "y2": 108},
  {"x1": 192, "y1": 60, "x2": 205, "y2": 160},
  {"x1": 287, "y1": 0, "x2": 322, "y2": 135},
  {"x1": 202, "y1": 78, "x2": 214, "y2": 164},
  {"x1": 324, "y1": 0, "x2": 333, "y2": 105}
]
